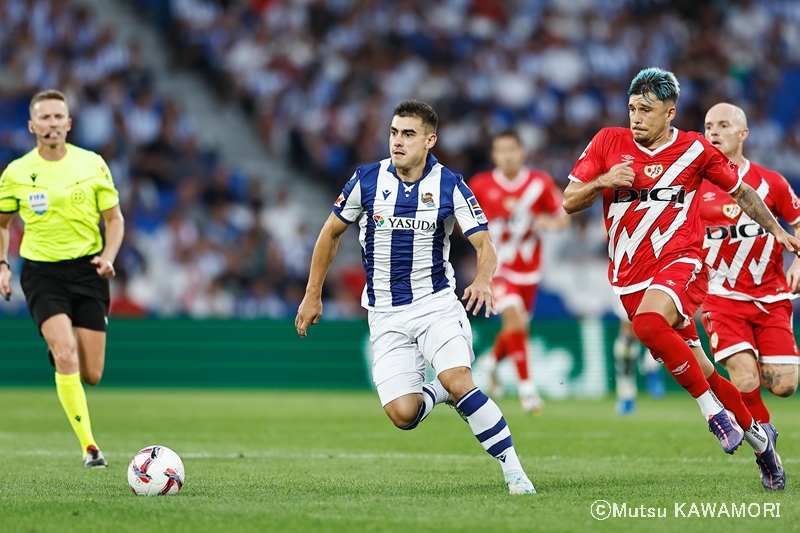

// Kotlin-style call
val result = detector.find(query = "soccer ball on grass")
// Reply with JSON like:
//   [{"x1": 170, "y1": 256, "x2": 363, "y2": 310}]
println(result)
[{"x1": 128, "y1": 445, "x2": 185, "y2": 496}]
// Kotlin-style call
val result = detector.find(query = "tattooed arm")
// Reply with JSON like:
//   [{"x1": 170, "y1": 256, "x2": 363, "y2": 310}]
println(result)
[
  {"x1": 730, "y1": 182, "x2": 800, "y2": 253},
  {"x1": 788, "y1": 221, "x2": 800, "y2": 293}
]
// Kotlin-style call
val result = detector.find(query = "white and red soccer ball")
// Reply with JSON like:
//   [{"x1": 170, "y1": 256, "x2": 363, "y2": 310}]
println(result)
[{"x1": 128, "y1": 445, "x2": 185, "y2": 496}]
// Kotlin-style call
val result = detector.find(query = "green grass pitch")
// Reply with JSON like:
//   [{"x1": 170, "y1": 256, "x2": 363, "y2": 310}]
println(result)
[{"x1": 0, "y1": 388, "x2": 798, "y2": 533}]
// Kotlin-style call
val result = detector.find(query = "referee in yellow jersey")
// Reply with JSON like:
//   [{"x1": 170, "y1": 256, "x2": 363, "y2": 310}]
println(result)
[{"x1": 0, "y1": 90, "x2": 124, "y2": 468}]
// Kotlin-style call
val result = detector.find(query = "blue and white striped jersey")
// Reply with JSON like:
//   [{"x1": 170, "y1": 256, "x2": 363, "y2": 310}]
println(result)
[{"x1": 333, "y1": 154, "x2": 489, "y2": 311}]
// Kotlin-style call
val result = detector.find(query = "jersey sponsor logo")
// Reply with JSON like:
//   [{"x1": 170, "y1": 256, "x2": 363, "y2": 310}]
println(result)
[
  {"x1": 705, "y1": 223, "x2": 766, "y2": 240},
  {"x1": 334, "y1": 194, "x2": 345, "y2": 208},
  {"x1": 722, "y1": 204, "x2": 741, "y2": 219},
  {"x1": 421, "y1": 192, "x2": 436, "y2": 208},
  {"x1": 606, "y1": 140, "x2": 704, "y2": 282},
  {"x1": 612, "y1": 187, "x2": 686, "y2": 204},
  {"x1": 373, "y1": 215, "x2": 437, "y2": 232},
  {"x1": 71, "y1": 189, "x2": 86, "y2": 204},
  {"x1": 703, "y1": 180, "x2": 772, "y2": 288},
  {"x1": 467, "y1": 196, "x2": 488, "y2": 224},
  {"x1": 27, "y1": 192, "x2": 48, "y2": 215}
]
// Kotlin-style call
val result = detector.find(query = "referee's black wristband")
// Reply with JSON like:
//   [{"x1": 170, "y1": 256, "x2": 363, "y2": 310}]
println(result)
[{"x1": 0, "y1": 260, "x2": 9, "y2": 269}]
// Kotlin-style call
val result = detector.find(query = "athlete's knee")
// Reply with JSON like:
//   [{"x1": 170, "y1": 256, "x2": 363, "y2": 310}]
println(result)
[
  {"x1": 726, "y1": 367, "x2": 760, "y2": 393},
  {"x1": 384, "y1": 395, "x2": 422, "y2": 429},
  {"x1": 81, "y1": 369, "x2": 102, "y2": 387},
  {"x1": 50, "y1": 338, "x2": 77, "y2": 362},
  {"x1": 771, "y1": 384, "x2": 796, "y2": 397},
  {"x1": 438, "y1": 366, "x2": 475, "y2": 402},
  {"x1": 631, "y1": 312, "x2": 669, "y2": 348},
  {"x1": 723, "y1": 354, "x2": 760, "y2": 391},
  {"x1": 759, "y1": 363, "x2": 798, "y2": 397},
  {"x1": 764, "y1": 380, "x2": 797, "y2": 398}
]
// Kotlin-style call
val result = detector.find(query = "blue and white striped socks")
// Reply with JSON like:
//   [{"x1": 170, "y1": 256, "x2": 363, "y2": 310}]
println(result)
[
  {"x1": 456, "y1": 387, "x2": 524, "y2": 475},
  {"x1": 401, "y1": 379, "x2": 449, "y2": 431}
]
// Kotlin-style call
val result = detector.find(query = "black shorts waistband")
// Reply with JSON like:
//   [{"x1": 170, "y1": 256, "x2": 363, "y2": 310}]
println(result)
[{"x1": 23, "y1": 255, "x2": 96, "y2": 267}]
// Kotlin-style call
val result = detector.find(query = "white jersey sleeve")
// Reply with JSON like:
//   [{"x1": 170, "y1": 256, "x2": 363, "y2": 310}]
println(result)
[
  {"x1": 333, "y1": 166, "x2": 374, "y2": 223},
  {"x1": 452, "y1": 178, "x2": 489, "y2": 237}
]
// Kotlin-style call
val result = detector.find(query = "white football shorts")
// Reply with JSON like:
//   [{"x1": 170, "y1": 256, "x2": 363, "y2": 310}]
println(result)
[{"x1": 368, "y1": 291, "x2": 475, "y2": 406}]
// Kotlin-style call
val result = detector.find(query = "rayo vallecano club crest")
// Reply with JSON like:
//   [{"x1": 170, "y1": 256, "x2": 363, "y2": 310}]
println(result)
[
  {"x1": 722, "y1": 204, "x2": 741, "y2": 219},
  {"x1": 421, "y1": 192, "x2": 436, "y2": 208},
  {"x1": 643, "y1": 164, "x2": 664, "y2": 179}
]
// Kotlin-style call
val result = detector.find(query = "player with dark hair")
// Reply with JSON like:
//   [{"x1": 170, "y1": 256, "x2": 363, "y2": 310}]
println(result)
[
  {"x1": 469, "y1": 130, "x2": 568, "y2": 414},
  {"x1": 296, "y1": 99, "x2": 536, "y2": 495},
  {"x1": 698, "y1": 102, "x2": 800, "y2": 488},
  {"x1": 0, "y1": 90, "x2": 124, "y2": 468},
  {"x1": 562, "y1": 68, "x2": 792, "y2": 489}
]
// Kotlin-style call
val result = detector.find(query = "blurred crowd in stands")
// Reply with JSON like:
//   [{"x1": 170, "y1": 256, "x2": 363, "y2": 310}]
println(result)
[
  {"x1": 164, "y1": 0, "x2": 800, "y2": 189},
  {"x1": 2, "y1": 0, "x2": 800, "y2": 320}
]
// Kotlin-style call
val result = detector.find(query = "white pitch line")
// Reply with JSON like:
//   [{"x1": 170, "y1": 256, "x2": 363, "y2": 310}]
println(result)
[{"x1": 8, "y1": 450, "x2": 800, "y2": 464}]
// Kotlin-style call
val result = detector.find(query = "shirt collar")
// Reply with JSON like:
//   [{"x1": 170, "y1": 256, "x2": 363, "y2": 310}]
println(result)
[{"x1": 387, "y1": 153, "x2": 438, "y2": 181}]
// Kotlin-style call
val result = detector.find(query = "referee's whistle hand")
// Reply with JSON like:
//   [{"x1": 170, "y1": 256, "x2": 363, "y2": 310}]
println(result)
[
  {"x1": 0, "y1": 266, "x2": 12, "y2": 300},
  {"x1": 91, "y1": 256, "x2": 116, "y2": 279}
]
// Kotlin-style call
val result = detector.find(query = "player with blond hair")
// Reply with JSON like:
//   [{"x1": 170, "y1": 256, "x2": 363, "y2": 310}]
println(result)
[{"x1": 0, "y1": 90, "x2": 124, "y2": 468}]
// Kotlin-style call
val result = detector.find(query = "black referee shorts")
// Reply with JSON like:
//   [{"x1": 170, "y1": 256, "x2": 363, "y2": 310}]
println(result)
[{"x1": 20, "y1": 256, "x2": 110, "y2": 332}]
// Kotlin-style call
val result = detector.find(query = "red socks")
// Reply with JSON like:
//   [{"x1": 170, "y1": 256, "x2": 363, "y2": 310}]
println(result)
[
  {"x1": 632, "y1": 312, "x2": 709, "y2": 398},
  {"x1": 493, "y1": 331, "x2": 508, "y2": 361},
  {"x1": 741, "y1": 387, "x2": 770, "y2": 424},
  {"x1": 706, "y1": 369, "x2": 754, "y2": 429},
  {"x1": 492, "y1": 330, "x2": 530, "y2": 381},
  {"x1": 505, "y1": 331, "x2": 530, "y2": 381}
]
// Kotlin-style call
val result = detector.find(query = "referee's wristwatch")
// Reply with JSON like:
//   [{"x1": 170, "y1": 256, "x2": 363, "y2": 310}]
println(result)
[{"x1": 0, "y1": 260, "x2": 8, "y2": 270}]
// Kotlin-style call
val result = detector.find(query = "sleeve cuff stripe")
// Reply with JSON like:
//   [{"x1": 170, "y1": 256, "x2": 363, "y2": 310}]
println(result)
[
  {"x1": 463, "y1": 226, "x2": 487, "y2": 237},
  {"x1": 725, "y1": 177, "x2": 743, "y2": 195},
  {"x1": 567, "y1": 174, "x2": 582, "y2": 183},
  {"x1": 332, "y1": 210, "x2": 354, "y2": 224}
]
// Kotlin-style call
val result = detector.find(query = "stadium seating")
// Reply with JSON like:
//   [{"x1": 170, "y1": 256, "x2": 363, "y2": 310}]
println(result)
[{"x1": 3, "y1": 0, "x2": 800, "y2": 319}]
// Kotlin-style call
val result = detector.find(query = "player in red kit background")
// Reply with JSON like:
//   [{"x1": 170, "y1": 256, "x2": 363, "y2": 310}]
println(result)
[
  {"x1": 562, "y1": 67, "x2": 796, "y2": 490},
  {"x1": 469, "y1": 131, "x2": 568, "y2": 414},
  {"x1": 699, "y1": 102, "x2": 800, "y2": 432}
]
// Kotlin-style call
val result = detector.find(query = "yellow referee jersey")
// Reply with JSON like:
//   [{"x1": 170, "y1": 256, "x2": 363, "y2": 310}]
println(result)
[{"x1": 0, "y1": 144, "x2": 120, "y2": 262}]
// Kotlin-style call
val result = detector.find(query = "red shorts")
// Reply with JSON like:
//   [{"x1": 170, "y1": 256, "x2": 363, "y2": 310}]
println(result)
[
  {"x1": 701, "y1": 295, "x2": 799, "y2": 365},
  {"x1": 492, "y1": 277, "x2": 538, "y2": 315},
  {"x1": 618, "y1": 257, "x2": 709, "y2": 345}
]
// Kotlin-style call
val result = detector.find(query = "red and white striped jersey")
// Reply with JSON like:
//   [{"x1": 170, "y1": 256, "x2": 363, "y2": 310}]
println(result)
[
  {"x1": 699, "y1": 159, "x2": 800, "y2": 302},
  {"x1": 469, "y1": 168, "x2": 564, "y2": 285},
  {"x1": 568, "y1": 127, "x2": 741, "y2": 294}
]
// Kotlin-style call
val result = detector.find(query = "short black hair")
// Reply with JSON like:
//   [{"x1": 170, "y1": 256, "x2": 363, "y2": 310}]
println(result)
[
  {"x1": 392, "y1": 100, "x2": 437, "y2": 133},
  {"x1": 628, "y1": 67, "x2": 680, "y2": 105},
  {"x1": 493, "y1": 130, "x2": 522, "y2": 145}
]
